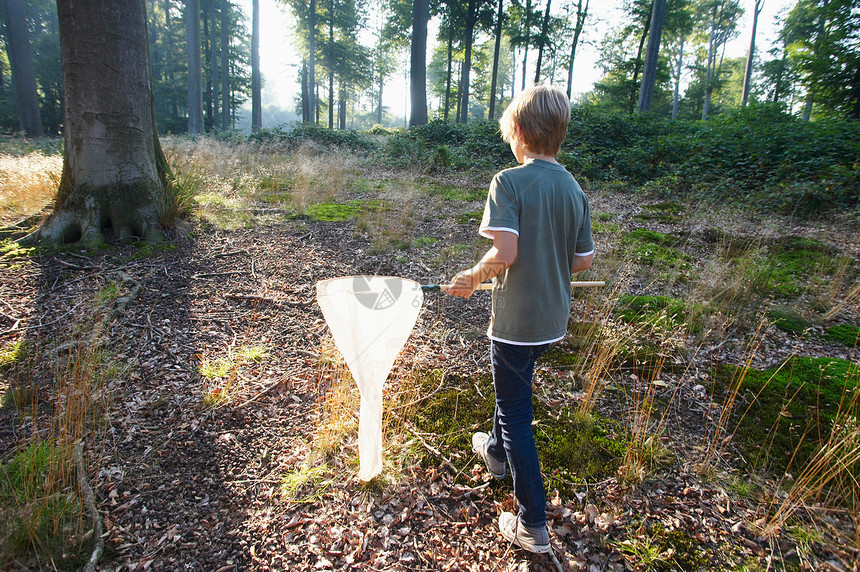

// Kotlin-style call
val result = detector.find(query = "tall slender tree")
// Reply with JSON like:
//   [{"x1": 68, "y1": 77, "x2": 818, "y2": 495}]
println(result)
[
  {"x1": 251, "y1": 0, "x2": 261, "y2": 130},
  {"x1": 740, "y1": 0, "x2": 763, "y2": 105},
  {"x1": 220, "y1": 0, "x2": 230, "y2": 128},
  {"x1": 410, "y1": 0, "x2": 429, "y2": 125},
  {"x1": 3, "y1": 0, "x2": 42, "y2": 136},
  {"x1": 186, "y1": 0, "x2": 205, "y2": 133},
  {"x1": 565, "y1": 0, "x2": 589, "y2": 98},
  {"x1": 533, "y1": 0, "x2": 552, "y2": 83},
  {"x1": 457, "y1": 0, "x2": 478, "y2": 122},
  {"x1": 488, "y1": 0, "x2": 504, "y2": 119},
  {"x1": 638, "y1": 0, "x2": 667, "y2": 112}
]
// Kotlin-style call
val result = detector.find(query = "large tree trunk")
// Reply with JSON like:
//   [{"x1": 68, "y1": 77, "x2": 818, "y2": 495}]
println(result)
[
  {"x1": 26, "y1": 0, "x2": 171, "y2": 248},
  {"x1": 533, "y1": 0, "x2": 552, "y2": 84},
  {"x1": 488, "y1": 0, "x2": 504, "y2": 120},
  {"x1": 251, "y1": 0, "x2": 261, "y2": 131},
  {"x1": 457, "y1": 0, "x2": 477, "y2": 124},
  {"x1": 3, "y1": 0, "x2": 43, "y2": 136},
  {"x1": 637, "y1": 0, "x2": 666, "y2": 112},
  {"x1": 409, "y1": 0, "x2": 429, "y2": 126},
  {"x1": 186, "y1": 0, "x2": 204, "y2": 134},
  {"x1": 220, "y1": 0, "x2": 230, "y2": 129}
]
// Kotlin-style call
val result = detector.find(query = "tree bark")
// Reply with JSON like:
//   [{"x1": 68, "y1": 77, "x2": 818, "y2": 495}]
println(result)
[
  {"x1": 307, "y1": 0, "x2": 316, "y2": 124},
  {"x1": 301, "y1": 60, "x2": 310, "y2": 122},
  {"x1": 409, "y1": 0, "x2": 430, "y2": 125},
  {"x1": 27, "y1": 0, "x2": 171, "y2": 247},
  {"x1": 186, "y1": 0, "x2": 204, "y2": 134},
  {"x1": 521, "y1": 0, "x2": 531, "y2": 90},
  {"x1": 741, "y1": 0, "x2": 763, "y2": 106},
  {"x1": 208, "y1": 0, "x2": 219, "y2": 126},
  {"x1": 251, "y1": 0, "x2": 261, "y2": 131},
  {"x1": 488, "y1": 0, "x2": 504, "y2": 120},
  {"x1": 457, "y1": 0, "x2": 478, "y2": 124},
  {"x1": 444, "y1": 27, "x2": 453, "y2": 121},
  {"x1": 565, "y1": 0, "x2": 588, "y2": 99},
  {"x1": 328, "y1": 0, "x2": 334, "y2": 129},
  {"x1": 377, "y1": 71, "x2": 384, "y2": 124},
  {"x1": 220, "y1": 0, "x2": 230, "y2": 129},
  {"x1": 637, "y1": 0, "x2": 666, "y2": 112},
  {"x1": 629, "y1": 3, "x2": 652, "y2": 115},
  {"x1": 3, "y1": 0, "x2": 43, "y2": 136},
  {"x1": 533, "y1": 0, "x2": 552, "y2": 84},
  {"x1": 672, "y1": 35, "x2": 684, "y2": 119}
]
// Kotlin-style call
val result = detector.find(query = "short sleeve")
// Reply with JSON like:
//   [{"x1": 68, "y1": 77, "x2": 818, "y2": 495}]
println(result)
[
  {"x1": 575, "y1": 197, "x2": 594, "y2": 256},
  {"x1": 479, "y1": 174, "x2": 520, "y2": 239}
]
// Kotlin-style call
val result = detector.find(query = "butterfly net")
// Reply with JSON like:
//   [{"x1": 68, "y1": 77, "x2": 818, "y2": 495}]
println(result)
[{"x1": 315, "y1": 276, "x2": 423, "y2": 481}]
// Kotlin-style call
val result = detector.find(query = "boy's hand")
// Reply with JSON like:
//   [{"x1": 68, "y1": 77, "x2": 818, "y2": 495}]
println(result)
[{"x1": 446, "y1": 270, "x2": 478, "y2": 298}]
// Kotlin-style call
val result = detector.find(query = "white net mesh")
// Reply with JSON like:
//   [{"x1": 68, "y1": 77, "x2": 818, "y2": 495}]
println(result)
[{"x1": 316, "y1": 276, "x2": 423, "y2": 481}]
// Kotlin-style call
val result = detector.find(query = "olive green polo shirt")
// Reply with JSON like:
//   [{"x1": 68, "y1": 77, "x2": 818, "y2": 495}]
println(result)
[{"x1": 479, "y1": 159, "x2": 593, "y2": 345}]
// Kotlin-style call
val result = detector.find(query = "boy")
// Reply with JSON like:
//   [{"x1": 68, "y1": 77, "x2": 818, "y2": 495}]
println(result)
[{"x1": 446, "y1": 84, "x2": 594, "y2": 553}]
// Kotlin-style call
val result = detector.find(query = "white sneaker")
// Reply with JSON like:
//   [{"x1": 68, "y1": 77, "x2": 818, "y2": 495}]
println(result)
[
  {"x1": 472, "y1": 432, "x2": 506, "y2": 479},
  {"x1": 498, "y1": 512, "x2": 551, "y2": 554}
]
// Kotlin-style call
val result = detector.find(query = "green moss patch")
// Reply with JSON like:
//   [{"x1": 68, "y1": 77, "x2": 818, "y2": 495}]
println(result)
[
  {"x1": 714, "y1": 356, "x2": 859, "y2": 473},
  {"x1": 304, "y1": 199, "x2": 386, "y2": 222},
  {"x1": 768, "y1": 308, "x2": 812, "y2": 334},
  {"x1": 455, "y1": 210, "x2": 483, "y2": 225},
  {"x1": 411, "y1": 373, "x2": 624, "y2": 495},
  {"x1": 617, "y1": 295, "x2": 692, "y2": 331},
  {"x1": 420, "y1": 181, "x2": 484, "y2": 202},
  {"x1": 621, "y1": 229, "x2": 690, "y2": 269},
  {"x1": 633, "y1": 202, "x2": 685, "y2": 224},
  {"x1": 824, "y1": 324, "x2": 859, "y2": 347}
]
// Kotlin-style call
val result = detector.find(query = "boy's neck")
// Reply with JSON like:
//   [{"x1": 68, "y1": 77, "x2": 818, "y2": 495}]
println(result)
[{"x1": 522, "y1": 152, "x2": 559, "y2": 164}]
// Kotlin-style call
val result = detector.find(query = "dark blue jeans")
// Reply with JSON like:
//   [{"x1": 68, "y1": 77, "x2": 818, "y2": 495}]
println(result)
[{"x1": 486, "y1": 339, "x2": 550, "y2": 528}]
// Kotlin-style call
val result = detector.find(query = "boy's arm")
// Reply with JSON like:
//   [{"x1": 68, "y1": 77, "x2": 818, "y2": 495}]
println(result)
[
  {"x1": 571, "y1": 253, "x2": 593, "y2": 274},
  {"x1": 446, "y1": 231, "x2": 518, "y2": 298}
]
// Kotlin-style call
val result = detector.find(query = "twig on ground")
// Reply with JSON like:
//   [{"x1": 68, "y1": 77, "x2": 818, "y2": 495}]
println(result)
[{"x1": 74, "y1": 441, "x2": 104, "y2": 572}]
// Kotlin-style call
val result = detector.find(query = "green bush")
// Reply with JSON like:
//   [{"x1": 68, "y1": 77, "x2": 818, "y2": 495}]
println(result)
[{"x1": 248, "y1": 123, "x2": 375, "y2": 150}]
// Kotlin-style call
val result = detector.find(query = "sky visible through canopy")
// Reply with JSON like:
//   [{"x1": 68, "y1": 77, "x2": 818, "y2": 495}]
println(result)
[{"x1": 235, "y1": 0, "x2": 796, "y2": 127}]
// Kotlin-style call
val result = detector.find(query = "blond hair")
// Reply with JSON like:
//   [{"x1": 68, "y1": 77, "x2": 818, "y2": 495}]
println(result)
[{"x1": 499, "y1": 85, "x2": 571, "y2": 157}]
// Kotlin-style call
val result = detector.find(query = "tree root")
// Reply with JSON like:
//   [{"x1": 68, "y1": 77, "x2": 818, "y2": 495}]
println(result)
[{"x1": 74, "y1": 441, "x2": 105, "y2": 572}]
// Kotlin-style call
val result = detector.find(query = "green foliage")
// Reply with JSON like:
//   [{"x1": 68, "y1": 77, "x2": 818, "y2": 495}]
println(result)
[
  {"x1": 0, "y1": 340, "x2": 28, "y2": 371},
  {"x1": 411, "y1": 374, "x2": 623, "y2": 494},
  {"x1": 615, "y1": 523, "x2": 707, "y2": 572},
  {"x1": 824, "y1": 324, "x2": 860, "y2": 347},
  {"x1": 715, "y1": 356, "x2": 859, "y2": 473},
  {"x1": 0, "y1": 441, "x2": 89, "y2": 569},
  {"x1": 248, "y1": 124, "x2": 374, "y2": 151},
  {"x1": 560, "y1": 105, "x2": 860, "y2": 215}
]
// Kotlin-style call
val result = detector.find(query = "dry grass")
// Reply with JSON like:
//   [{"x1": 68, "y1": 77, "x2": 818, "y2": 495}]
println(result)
[
  {"x1": 161, "y1": 136, "x2": 360, "y2": 229},
  {"x1": 0, "y1": 152, "x2": 61, "y2": 225}
]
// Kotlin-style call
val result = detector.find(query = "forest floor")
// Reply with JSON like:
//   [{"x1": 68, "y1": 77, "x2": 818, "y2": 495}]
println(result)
[{"x1": 1, "y1": 153, "x2": 859, "y2": 571}]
